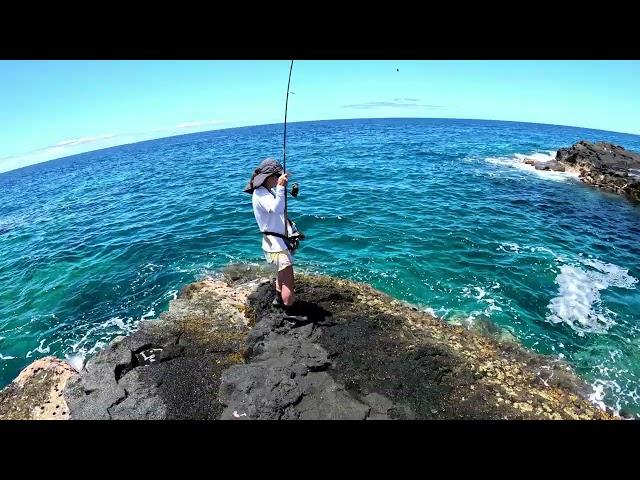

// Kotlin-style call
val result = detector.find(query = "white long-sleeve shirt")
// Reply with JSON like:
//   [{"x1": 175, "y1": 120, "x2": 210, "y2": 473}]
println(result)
[{"x1": 252, "y1": 185, "x2": 294, "y2": 252}]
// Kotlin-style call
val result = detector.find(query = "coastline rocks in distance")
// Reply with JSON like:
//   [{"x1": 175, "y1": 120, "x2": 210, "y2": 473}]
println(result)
[
  {"x1": 0, "y1": 265, "x2": 616, "y2": 420},
  {"x1": 555, "y1": 141, "x2": 640, "y2": 201}
]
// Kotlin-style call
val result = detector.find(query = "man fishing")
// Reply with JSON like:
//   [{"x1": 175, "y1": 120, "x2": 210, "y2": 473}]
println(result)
[
  {"x1": 243, "y1": 61, "x2": 307, "y2": 320},
  {"x1": 243, "y1": 158, "x2": 303, "y2": 314}
]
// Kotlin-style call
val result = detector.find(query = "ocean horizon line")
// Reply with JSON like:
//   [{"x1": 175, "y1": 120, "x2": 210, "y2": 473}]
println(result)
[{"x1": 2, "y1": 116, "x2": 640, "y2": 176}]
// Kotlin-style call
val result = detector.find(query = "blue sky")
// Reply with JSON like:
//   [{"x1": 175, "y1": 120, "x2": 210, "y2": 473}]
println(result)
[{"x1": 1, "y1": 60, "x2": 639, "y2": 173}]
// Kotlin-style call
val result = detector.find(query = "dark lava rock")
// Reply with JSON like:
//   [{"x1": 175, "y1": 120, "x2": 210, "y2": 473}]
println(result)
[
  {"x1": 63, "y1": 273, "x2": 256, "y2": 420},
  {"x1": 533, "y1": 160, "x2": 565, "y2": 172},
  {"x1": 555, "y1": 141, "x2": 640, "y2": 201}
]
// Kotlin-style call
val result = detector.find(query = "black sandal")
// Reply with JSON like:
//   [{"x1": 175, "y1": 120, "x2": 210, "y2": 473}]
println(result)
[{"x1": 272, "y1": 291, "x2": 285, "y2": 307}]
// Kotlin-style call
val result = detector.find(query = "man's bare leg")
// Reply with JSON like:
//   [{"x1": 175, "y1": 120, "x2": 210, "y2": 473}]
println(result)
[{"x1": 278, "y1": 265, "x2": 295, "y2": 307}]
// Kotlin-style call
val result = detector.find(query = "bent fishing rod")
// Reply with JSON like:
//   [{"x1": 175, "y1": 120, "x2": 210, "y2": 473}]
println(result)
[{"x1": 282, "y1": 59, "x2": 294, "y2": 238}]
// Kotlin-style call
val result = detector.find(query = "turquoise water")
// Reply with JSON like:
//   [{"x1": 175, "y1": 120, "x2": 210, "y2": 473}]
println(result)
[{"x1": 1, "y1": 118, "x2": 640, "y2": 414}]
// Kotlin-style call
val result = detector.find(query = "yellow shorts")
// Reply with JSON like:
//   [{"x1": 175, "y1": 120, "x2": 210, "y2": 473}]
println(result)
[{"x1": 264, "y1": 250, "x2": 293, "y2": 272}]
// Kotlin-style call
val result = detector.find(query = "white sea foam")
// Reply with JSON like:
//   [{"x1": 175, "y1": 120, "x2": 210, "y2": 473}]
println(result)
[
  {"x1": 473, "y1": 287, "x2": 486, "y2": 300},
  {"x1": 486, "y1": 151, "x2": 580, "y2": 182},
  {"x1": 0, "y1": 353, "x2": 16, "y2": 360},
  {"x1": 65, "y1": 354, "x2": 85, "y2": 372},
  {"x1": 103, "y1": 316, "x2": 128, "y2": 331},
  {"x1": 140, "y1": 309, "x2": 156, "y2": 321},
  {"x1": 462, "y1": 285, "x2": 504, "y2": 318},
  {"x1": 102, "y1": 316, "x2": 138, "y2": 335},
  {"x1": 167, "y1": 290, "x2": 179, "y2": 301},
  {"x1": 589, "y1": 379, "x2": 626, "y2": 414},
  {"x1": 447, "y1": 314, "x2": 477, "y2": 329},
  {"x1": 497, "y1": 242, "x2": 556, "y2": 258},
  {"x1": 422, "y1": 307, "x2": 438, "y2": 317},
  {"x1": 88, "y1": 341, "x2": 107, "y2": 355},
  {"x1": 589, "y1": 382, "x2": 609, "y2": 411},
  {"x1": 483, "y1": 298, "x2": 503, "y2": 314},
  {"x1": 26, "y1": 339, "x2": 50, "y2": 358},
  {"x1": 579, "y1": 257, "x2": 639, "y2": 289},
  {"x1": 546, "y1": 258, "x2": 637, "y2": 336},
  {"x1": 496, "y1": 242, "x2": 521, "y2": 253},
  {"x1": 68, "y1": 313, "x2": 140, "y2": 359},
  {"x1": 583, "y1": 356, "x2": 640, "y2": 417},
  {"x1": 70, "y1": 325, "x2": 93, "y2": 352},
  {"x1": 530, "y1": 246, "x2": 555, "y2": 255}
]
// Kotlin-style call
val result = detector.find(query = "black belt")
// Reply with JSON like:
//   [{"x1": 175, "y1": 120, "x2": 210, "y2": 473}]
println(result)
[{"x1": 262, "y1": 230, "x2": 294, "y2": 251}]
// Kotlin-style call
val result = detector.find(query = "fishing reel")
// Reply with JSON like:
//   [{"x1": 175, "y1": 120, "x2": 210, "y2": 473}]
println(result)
[{"x1": 290, "y1": 183, "x2": 300, "y2": 198}]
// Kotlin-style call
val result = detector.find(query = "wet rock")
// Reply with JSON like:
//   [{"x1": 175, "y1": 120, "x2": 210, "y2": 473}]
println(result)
[
  {"x1": 619, "y1": 408, "x2": 636, "y2": 419},
  {"x1": 555, "y1": 141, "x2": 640, "y2": 201},
  {"x1": 533, "y1": 160, "x2": 565, "y2": 172}
]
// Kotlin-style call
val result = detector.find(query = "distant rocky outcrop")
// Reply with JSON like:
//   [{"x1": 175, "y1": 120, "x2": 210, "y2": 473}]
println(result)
[
  {"x1": 525, "y1": 141, "x2": 640, "y2": 201},
  {"x1": 556, "y1": 141, "x2": 640, "y2": 200},
  {"x1": 0, "y1": 265, "x2": 614, "y2": 420}
]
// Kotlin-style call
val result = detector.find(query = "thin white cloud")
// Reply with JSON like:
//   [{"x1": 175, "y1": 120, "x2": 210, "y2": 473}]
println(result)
[
  {"x1": 55, "y1": 134, "x2": 116, "y2": 147},
  {"x1": 148, "y1": 120, "x2": 228, "y2": 132},
  {"x1": 0, "y1": 133, "x2": 123, "y2": 173},
  {"x1": 0, "y1": 120, "x2": 231, "y2": 174},
  {"x1": 175, "y1": 121, "x2": 204, "y2": 128},
  {"x1": 343, "y1": 101, "x2": 444, "y2": 109},
  {"x1": 44, "y1": 146, "x2": 67, "y2": 155},
  {"x1": 175, "y1": 120, "x2": 226, "y2": 129}
]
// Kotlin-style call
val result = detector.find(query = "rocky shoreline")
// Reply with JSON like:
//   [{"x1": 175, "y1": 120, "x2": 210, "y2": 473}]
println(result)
[
  {"x1": 0, "y1": 265, "x2": 614, "y2": 420},
  {"x1": 523, "y1": 141, "x2": 640, "y2": 201}
]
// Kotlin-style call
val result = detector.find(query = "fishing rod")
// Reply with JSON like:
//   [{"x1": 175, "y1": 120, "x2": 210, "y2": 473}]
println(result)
[{"x1": 282, "y1": 60, "x2": 294, "y2": 238}]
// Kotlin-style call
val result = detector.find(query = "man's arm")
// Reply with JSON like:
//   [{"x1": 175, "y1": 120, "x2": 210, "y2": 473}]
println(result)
[
  {"x1": 256, "y1": 184, "x2": 286, "y2": 214},
  {"x1": 255, "y1": 173, "x2": 289, "y2": 214}
]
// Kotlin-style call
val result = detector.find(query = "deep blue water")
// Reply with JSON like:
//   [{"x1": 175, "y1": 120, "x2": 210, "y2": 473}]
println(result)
[{"x1": 1, "y1": 118, "x2": 640, "y2": 414}]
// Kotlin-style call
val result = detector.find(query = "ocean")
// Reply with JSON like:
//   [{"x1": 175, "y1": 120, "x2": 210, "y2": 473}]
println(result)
[{"x1": 1, "y1": 118, "x2": 639, "y2": 415}]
